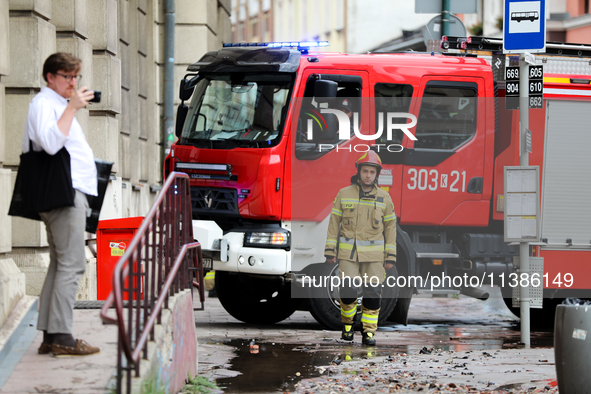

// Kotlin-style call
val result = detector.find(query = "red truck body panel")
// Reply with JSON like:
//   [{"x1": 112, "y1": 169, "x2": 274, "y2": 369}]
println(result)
[{"x1": 168, "y1": 46, "x2": 591, "y2": 297}]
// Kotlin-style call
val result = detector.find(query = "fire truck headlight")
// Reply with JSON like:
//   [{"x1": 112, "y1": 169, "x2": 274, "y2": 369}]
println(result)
[
  {"x1": 238, "y1": 255, "x2": 245, "y2": 265},
  {"x1": 244, "y1": 230, "x2": 290, "y2": 249}
]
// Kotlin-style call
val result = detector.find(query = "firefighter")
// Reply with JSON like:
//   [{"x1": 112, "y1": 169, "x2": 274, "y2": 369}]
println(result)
[
  {"x1": 324, "y1": 151, "x2": 396, "y2": 346},
  {"x1": 204, "y1": 270, "x2": 217, "y2": 297}
]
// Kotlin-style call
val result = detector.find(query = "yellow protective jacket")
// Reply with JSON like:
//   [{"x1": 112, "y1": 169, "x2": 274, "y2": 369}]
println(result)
[{"x1": 324, "y1": 182, "x2": 397, "y2": 263}]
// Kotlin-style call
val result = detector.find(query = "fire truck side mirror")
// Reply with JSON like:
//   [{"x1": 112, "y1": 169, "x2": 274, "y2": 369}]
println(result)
[
  {"x1": 176, "y1": 104, "x2": 188, "y2": 138},
  {"x1": 179, "y1": 79, "x2": 195, "y2": 101},
  {"x1": 314, "y1": 80, "x2": 338, "y2": 103}
]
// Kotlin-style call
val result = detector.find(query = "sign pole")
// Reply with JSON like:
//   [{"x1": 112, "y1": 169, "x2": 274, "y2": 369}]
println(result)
[
  {"x1": 441, "y1": 0, "x2": 451, "y2": 36},
  {"x1": 519, "y1": 53, "x2": 531, "y2": 348},
  {"x1": 504, "y1": 0, "x2": 545, "y2": 349}
]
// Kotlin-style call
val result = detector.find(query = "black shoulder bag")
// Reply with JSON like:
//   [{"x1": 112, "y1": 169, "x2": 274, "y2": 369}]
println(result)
[
  {"x1": 86, "y1": 159, "x2": 114, "y2": 233},
  {"x1": 8, "y1": 140, "x2": 75, "y2": 221}
]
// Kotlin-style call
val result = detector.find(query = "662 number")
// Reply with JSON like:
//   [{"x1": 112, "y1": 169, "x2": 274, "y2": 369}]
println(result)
[{"x1": 530, "y1": 97, "x2": 543, "y2": 108}]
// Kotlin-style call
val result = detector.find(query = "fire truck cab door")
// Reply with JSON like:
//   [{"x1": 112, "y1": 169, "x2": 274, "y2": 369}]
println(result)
[
  {"x1": 400, "y1": 77, "x2": 489, "y2": 226},
  {"x1": 292, "y1": 68, "x2": 370, "y2": 221},
  {"x1": 290, "y1": 69, "x2": 370, "y2": 270}
]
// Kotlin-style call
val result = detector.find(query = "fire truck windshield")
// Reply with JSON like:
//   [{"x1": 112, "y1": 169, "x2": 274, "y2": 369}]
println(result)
[{"x1": 179, "y1": 73, "x2": 293, "y2": 148}]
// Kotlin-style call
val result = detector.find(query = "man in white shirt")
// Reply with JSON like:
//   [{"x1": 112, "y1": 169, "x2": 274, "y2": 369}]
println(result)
[{"x1": 24, "y1": 52, "x2": 100, "y2": 357}]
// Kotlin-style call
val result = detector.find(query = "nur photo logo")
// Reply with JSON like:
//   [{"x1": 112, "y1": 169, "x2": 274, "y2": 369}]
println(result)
[
  {"x1": 303, "y1": 107, "x2": 329, "y2": 137},
  {"x1": 303, "y1": 107, "x2": 418, "y2": 152}
]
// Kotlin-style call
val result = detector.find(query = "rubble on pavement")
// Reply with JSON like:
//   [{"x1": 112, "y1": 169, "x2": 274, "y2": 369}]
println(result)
[{"x1": 295, "y1": 347, "x2": 557, "y2": 394}]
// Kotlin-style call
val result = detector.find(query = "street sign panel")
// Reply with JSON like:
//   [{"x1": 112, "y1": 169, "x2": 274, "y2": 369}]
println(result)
[
  {"x1": 503, "y1": 0, "x2": 546, "y2": 53},
  {"x1": 504, "y1": 166, "x2": 540, "y2": 242},
  {"x1": 492, "y1": 53, "x2": 506, "y2": 82},
  {"x1": 415, "y1": 0, "x2": 478, "y2": 14},
  {"x1": 506, "y1": 66, "x2": 520, "y2": 110},
  {"x1": 423, "y1": 14, "x2": 467, "y2": 45},
  {"x1": 529, "y1": 65, "x2": 543, "y2": 108}
]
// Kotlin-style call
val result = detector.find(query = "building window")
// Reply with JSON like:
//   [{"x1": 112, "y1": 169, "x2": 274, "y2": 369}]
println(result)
[
  {"x1": 237, "y1": 22, "x2": 244, "y2": 41},
  {"x1": 288, "y1": 0, "x2": 294, "y2": 38},
  {"x1": 302, "y1": 0, "x2": 308, "y2": 38},
  {"x1": 325, "y1": 0, "x2": 331, "y2": 33},
  {"x1": 335, "y1": 0, "x2": 344, "y2": 31},
  {"x1": 251, "y1": 16, "x2": 259, "y2": 39}
]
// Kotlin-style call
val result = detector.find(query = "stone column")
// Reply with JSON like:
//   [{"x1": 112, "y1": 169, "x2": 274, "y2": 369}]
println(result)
[
  {"x1": 4, "y1": 0, "x2": 56, "y2": 299},
  {"x1": 117, "y1": 0, "x2": 157, "y2": 218},
  {"x1": 0, "y1": 0, "x2": 25, "y2": 326},
  {"x1": 86, "y1": 0, "x2": 124, "y2": 225}
]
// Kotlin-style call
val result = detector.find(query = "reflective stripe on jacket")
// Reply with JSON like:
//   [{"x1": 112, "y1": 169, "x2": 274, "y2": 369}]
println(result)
[{"x1": 324, "y1": 183, "x2": 396, "y2": 263}]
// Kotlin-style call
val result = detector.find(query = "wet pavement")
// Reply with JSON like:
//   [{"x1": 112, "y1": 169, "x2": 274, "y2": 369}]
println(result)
[{"x1": 194, "y1": 288, "x2": 556, "y2": 393}]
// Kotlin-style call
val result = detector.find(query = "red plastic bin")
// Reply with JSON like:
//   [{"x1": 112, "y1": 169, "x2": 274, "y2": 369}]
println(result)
[{"x1": 96, "y1": 217, "x2": 144, "y2": 300}]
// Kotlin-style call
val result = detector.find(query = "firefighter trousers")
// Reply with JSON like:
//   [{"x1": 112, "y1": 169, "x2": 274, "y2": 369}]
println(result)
[{"x1": 338, "y1": 259, "x2": 385, "y2": 334}]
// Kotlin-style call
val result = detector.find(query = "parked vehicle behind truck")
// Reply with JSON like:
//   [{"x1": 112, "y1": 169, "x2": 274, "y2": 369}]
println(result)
[{"x1": 165, "y1": 38, "x2": 591, "y2": 329}]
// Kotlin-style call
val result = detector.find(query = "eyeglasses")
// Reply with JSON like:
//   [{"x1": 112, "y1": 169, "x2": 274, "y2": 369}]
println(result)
[{"x1": 55, "y1": 73, "x2": 82, "y2": 82}]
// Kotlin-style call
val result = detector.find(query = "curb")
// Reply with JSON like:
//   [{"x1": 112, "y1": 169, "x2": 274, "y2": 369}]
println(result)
[{"x1": 0, "y1": 297, "x2": 38, "y2": 389}]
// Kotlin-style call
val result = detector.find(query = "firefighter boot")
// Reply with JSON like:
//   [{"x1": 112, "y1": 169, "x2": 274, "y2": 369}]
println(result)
[
  {"x1": 362, "y1": 331, "x2": 376, "y2": 346},
  {"x1": 340, "y1": 300, "x2": 357, "y2": 341},
  {"x1": 342, "y1": 324, "x2": 354, "y2": 341},
  {"x1": 361, "y1": 306, "x2": 380, "y2": 346}
]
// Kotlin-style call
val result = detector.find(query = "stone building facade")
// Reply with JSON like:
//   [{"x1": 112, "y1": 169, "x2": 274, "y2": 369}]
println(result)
[{"x1": 0, "y1": 0, "x2": 231, "y2": 327}]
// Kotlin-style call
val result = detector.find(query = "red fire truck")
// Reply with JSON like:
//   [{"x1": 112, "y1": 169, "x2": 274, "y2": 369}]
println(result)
[{"x1": 165, "y1": 37, "x2": 591, "y2": 329}]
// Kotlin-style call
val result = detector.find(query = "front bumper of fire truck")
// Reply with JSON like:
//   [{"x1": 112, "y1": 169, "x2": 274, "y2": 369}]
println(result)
[{"x1": 192, "y1": 220, "x2": 291, "y2": 275}]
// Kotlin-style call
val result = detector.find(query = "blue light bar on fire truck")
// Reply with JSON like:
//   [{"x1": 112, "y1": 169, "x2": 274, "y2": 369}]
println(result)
[{"x1": 223, "y1": 41, "x2": 329, "y2": 49}]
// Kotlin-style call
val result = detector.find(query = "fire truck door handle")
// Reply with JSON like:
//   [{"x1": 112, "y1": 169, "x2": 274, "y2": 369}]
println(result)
[{"x1": 467, "y1": 177, "x2": 483, "y2": 194}]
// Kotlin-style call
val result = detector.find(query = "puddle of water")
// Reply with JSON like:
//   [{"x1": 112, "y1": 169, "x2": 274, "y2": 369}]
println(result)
[
  {"x1": 215, "y1": 340, "x2": 334, "y2": 393},
  {"x1": 215, "y1": 326, "x2": 554, "y2": 393},
  {"x1": 502, "y1": 333, "x2": 554, "y2": 348},
  {"x1": 215, "y1": 339, "x2": 411, "y2": 393},
  {"x1": 380, "y1": 323, "x2": 553, "y2": 351}
]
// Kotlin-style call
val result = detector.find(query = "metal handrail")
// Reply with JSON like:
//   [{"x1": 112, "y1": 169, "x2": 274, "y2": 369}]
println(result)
[{"x1": 100, "y1": 172, "x2": 204, "y2": 393}]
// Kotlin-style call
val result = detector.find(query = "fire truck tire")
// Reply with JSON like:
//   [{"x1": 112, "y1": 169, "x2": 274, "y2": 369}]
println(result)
[
  {"x1": 215, "y1": 271, "x2": 301, "y2": 324},
  {"x1": 502, "y1": 296, "x2": 563, "y2": 328},
  {"x1": 306, "y1": 262, "x2": 399, "y2": 331}
]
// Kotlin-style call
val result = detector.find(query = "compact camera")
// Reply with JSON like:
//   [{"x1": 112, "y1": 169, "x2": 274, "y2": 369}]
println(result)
[{"x1": 89, "y1": 91, "x2": 101, "y2": 103}]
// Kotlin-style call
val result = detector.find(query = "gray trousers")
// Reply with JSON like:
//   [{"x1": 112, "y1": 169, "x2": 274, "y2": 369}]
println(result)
[{"x1": 37, "y1": 190, "x2": 88, "y2": 334}]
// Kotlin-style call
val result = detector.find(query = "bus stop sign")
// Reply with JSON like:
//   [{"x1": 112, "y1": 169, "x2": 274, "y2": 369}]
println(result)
[{"x1": 503, "y1": 0, "x2": 546, "y2": 53}]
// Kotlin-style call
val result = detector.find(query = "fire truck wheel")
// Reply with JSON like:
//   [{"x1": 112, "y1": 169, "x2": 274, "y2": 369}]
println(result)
[
  {"x1": 502, "y1": 296, "x2": 563, "y2": 328},
  {"x1": 215, "y1": 271, "x2": 301, "y2": 324},
  {"x1": 306, "y1": 262, "x2": 399, "y2": 331}
]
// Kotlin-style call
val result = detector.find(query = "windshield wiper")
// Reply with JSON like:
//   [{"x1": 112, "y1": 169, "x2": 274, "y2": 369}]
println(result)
[
  {"x1": 182, "y1": 137, "x2": 214, "y2": 148},
  {"x1": 235, "y1": 140, "x2": 261, "y2": 148},
  {"x1": 182, "y1": 137, "x2": 265, "y2": 149}
]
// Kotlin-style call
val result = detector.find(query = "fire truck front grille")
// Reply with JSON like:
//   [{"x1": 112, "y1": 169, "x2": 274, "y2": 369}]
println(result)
[{"x1": 190, "y1": 187, "x2": 239, "y2": 218}]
